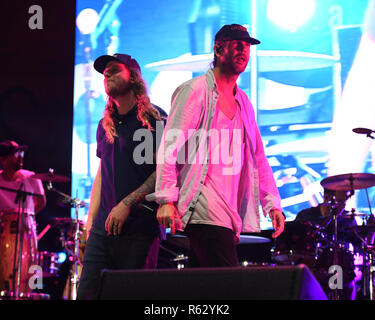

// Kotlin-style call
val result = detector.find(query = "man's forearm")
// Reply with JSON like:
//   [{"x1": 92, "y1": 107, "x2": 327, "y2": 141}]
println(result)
[{"x1": 122, "y1": 171, "x2": 156, "y2": 207}]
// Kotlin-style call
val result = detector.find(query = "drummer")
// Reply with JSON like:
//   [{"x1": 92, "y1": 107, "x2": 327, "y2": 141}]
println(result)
[
  {"x1": 295, "y1": 188, "x2": 357, "y2": 235},
  {"x1": 0, "y1": 140, "x2": 46, "y2": 214},
  {"x1": 295, "y1": 188, "x2": 359, "y2": 243}
]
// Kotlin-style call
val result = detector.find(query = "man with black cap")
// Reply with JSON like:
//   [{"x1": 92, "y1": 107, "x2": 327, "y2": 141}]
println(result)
[
  {"x1": 0, "y1": 140, "x2": 46, "y2": 214},
  {"x1": 148, "y1": 24, "x2": 284, "y2": 267},
  {"x1": 77, "y1": 53, "x2": 167, "y2": 299}
]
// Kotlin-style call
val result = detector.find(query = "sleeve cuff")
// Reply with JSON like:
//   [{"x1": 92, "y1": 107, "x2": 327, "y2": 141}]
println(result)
[{"x1": 145, "y1": 189, "x2": 179, "y2": 204}]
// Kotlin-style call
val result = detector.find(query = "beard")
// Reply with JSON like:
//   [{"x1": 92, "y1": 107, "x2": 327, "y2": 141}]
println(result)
[
  {"x1": 220, "y1": 54, "x2": 249, "y2": 75},
  {"x1": 105, "y1": 78, "x2": 132, "y2": 98},
  {"x1": 221, "y1": 59, "x2": 247, "y2": 75}
]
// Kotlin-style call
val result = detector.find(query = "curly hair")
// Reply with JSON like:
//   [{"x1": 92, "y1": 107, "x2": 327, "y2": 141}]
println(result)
[{"x1": 102, "y1": 67, "x2": 164, "y2": 144}]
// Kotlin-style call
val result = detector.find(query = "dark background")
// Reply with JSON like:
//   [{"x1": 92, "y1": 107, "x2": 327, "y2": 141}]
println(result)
[
  {"x1": 0, "y1": 1, "x2": 77, "y2": 298},
  {"x1": 0, "y1": 1, "x2": 76, "y2": 251}
]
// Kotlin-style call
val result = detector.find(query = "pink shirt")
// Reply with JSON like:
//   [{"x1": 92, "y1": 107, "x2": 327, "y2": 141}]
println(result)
[
  {"x1": 147, "y1": 69, "x2": 282, "y2": 234},
  {"x1": 190, "y1": 106, "x2": 245, "y2": 240},
  {"x1": 0, "y1": 169, "x2": 44, "y2": 214}
]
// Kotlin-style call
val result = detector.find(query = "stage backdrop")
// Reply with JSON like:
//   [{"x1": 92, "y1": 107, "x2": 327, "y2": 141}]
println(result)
[{"x1": 72, "y1": 0, "x2": 374, "y2": 229}]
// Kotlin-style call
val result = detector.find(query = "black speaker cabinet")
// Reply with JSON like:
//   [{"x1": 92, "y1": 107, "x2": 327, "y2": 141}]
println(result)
[{"x1": 98, "y1": 264, "x2": 327, "y2": 300}]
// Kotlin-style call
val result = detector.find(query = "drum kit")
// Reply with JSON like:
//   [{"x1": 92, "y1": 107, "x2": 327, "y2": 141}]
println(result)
[
  {"x1": 0, "y1": 169, "x2": 86, "y2": 300},
  {"x1": 271, "y1": 172, "x2": 375, "y2": 300},
  {"x1": 160, "y1": 173, "x2": 375, "y2": 300},
  {"x1": 2, "y1": 165, "x2": 375, "y2": 300}
]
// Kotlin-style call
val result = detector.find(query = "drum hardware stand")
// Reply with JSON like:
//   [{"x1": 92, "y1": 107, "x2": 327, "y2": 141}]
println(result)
[
  {"x1": 159, "y1": 244, "x2": 188, "y2": 270},
  {"x1": 353, "y1": 215, "x2": 375, "y2": 300},
  {"x1": 0, "y1": 185, "x2": 43, "y2": 300},
  {"x1": 173, "y1": 254, "x2": 189, "y2": 270},
  {"x1": 358, "y1": 188, "x2": 374, "y2": 300},
  {"x1": 46, "y1": 182, "x2": 85, "y2": 300},
  {"x1": 327, "y1": 193, "x2": 351, "y2": 300},
  {"x1": 368, "y1": 245, "x2": 375, "y2": 300},
  {"x1": 354, "y1": 186, "x2": 375, "y2": 300}
]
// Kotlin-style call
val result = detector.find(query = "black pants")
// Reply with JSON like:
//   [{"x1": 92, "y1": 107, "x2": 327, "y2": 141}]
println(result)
[
  {"x1": 77, "y1": 227, "x2": 160, "y2": 300},
  {"x1": 184, "y1": 224, "x2": 238, "y2": 267}
]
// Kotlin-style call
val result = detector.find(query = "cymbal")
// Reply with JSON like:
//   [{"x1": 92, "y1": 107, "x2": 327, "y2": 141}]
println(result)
[
  {"x1": 145, "y1": 51, "x2": 338, "y2": 73},
  {"x1": 320, "y1": 173, "x2": 375, "y2": 191},
  {"x1": 341, "y1": 211, "x2": 369, "y2": 218},
  {"x1": 50, "y1": 217, "x2": 75, "y2": 225},
  {"x1": 239, "y1": 235, "x2": 271, "y2": 244},
  {"x1": 50, "y1": 217, "x2": 84, "y2": 230},
  {"x1": 31, "y1": 172, "x2": 70, "y2": 183},
  {"x1": 165, "y1": 232, "x2": 271, "y2": 248}
]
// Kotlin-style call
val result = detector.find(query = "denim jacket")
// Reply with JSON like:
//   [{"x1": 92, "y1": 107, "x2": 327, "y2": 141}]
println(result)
[{"x1": 147, "y1": 69, "x2": 281, "y2": 233}]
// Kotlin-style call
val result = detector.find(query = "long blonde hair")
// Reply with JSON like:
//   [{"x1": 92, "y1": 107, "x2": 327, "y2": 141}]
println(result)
[{"x1": 102, "y1": 67, "x2": 164, "y2": 144}]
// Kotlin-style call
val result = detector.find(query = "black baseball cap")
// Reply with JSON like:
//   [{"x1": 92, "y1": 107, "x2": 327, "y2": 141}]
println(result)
[
  {"x1": 215, "y1": 24, "x2": 260, "y2": 45},
  {"x1": 0, "y1": 140, "x2": 28, "y2": 157},
  {"x1": 94, "y1": 53, "x2": 141, "y2": 74}
]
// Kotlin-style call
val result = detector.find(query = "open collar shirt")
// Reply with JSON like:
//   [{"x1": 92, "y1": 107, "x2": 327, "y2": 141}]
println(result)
[{"x1": 147, "y1": 68, "x2": 282, "y2": 233}]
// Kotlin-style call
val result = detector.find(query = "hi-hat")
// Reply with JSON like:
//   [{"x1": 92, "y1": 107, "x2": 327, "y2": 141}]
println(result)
[
  {"x1": 341, "y1": 211, "x2": 369, "y2": 218},
  {"x1": 50, "y1": 217, "x2": 84, "y2": 232},
  {"x1": 31, "y1": 172, "x2": 70, "y2": 183},
  {"x1": 166, "y1": 232, "x2": 271, "y2": 248},
  {"x1": 321, "y1": 173, "x2": 375, "y2": 191}
]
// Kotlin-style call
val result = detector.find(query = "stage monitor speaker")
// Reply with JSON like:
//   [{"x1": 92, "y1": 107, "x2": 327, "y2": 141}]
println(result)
[{"x1": 98, "y1": 264, "x2": 327, "y2": 300}]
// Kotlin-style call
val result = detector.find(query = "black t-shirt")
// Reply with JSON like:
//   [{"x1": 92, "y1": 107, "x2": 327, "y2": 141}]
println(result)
[{"x1": 93, "y1": 104, "x2": 167, "y2": 236}]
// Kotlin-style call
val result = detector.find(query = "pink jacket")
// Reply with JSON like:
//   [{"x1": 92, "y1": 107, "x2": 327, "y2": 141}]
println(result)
[{"x1": 146, "y1": 69, "x2": 282, "y2": 233}]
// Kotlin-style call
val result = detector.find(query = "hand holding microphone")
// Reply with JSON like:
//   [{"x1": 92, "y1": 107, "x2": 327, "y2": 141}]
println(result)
[{"x1": 352, "y1": 127, "x2": 375, "y2": 139}]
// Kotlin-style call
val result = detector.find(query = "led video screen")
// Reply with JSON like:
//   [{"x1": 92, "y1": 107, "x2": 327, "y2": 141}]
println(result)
[{"x1": 72, "y1": 0, "x2": 374, "y2": 229}]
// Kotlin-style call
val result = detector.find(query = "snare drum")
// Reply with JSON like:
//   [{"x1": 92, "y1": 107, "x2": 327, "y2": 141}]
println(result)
[
  {"x1": 0, "y1": 211, "x2": 38, "y2": 295},
  {"x1": 271, "y1": 220, "x2": 321, "y2": 267}
]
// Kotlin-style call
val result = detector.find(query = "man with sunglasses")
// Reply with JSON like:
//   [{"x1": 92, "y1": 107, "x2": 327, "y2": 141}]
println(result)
[{"x1": 0, "y1": 140, "x2": 46, "y2": 214}]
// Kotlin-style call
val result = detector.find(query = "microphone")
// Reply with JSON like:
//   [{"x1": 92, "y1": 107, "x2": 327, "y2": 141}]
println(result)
[
  {"x1": 352, "y1": 127, "x2": 374, "y2": 135},
  {"x1": 14, "y1": 183, "x2": 24, "y2": 204}
]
